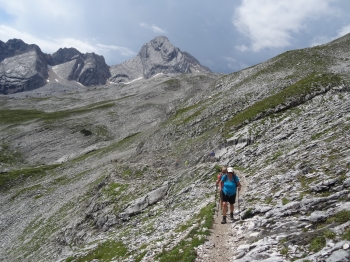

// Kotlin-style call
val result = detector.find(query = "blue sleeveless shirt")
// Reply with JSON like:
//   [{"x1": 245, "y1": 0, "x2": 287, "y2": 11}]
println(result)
[{"x1": 221, "y1": 174, "x2": 239, "y2": 196}]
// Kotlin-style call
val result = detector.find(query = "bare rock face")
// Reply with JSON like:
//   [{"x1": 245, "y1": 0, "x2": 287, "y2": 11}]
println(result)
[
  {"x1": 51, "y1": 49, "x2": 111, "y2": 86},
  {"x1": 0, "y1": 40, "x2": 111, "y2": 94},
  {"x1": 0, "y1": 39, "x2": 49, "y2": 95},
  {"x1": 109, "y1": 36, "x2": 211, "y2": 83}
]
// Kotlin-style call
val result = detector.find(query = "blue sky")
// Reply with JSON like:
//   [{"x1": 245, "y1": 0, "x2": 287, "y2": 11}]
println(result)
[{"x1": 1, "y1": 0, "x2": 350, "y2": 74}]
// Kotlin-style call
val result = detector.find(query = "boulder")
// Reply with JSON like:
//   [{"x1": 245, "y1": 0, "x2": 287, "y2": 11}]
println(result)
[{"x1": 120, "y1": 182, "x2": 169, "y2": 218}]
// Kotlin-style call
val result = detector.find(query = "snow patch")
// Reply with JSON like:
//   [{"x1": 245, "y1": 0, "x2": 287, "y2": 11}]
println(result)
[
  {"x1": 153, "y1": 73, "x2": 163, "y2": 77},
  {"x1": 124, "y1": 77, "x2": 143, "y2": 84}
]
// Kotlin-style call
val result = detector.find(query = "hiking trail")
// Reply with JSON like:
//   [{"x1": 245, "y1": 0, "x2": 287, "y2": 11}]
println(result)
[{"x1": 196, "y1": 170, "x2": 248, "y2": 261}]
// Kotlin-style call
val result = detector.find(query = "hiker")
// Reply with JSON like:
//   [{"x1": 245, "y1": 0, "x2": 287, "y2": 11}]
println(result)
[
  {"x1": 221, "y1": 166, "x2": 241, "y2": 224},
  {"x1": 215, "y1": 166, "x2": 227, "y2": 213}
]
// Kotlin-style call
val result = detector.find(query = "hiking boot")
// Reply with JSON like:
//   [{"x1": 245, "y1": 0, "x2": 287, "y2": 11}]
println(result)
[
  {"x1": 221, "y1": 216, "x2": 227, "y2": 224},
  {"x1": 230, "y1": 213, "x2": 234, "y2": 220}
]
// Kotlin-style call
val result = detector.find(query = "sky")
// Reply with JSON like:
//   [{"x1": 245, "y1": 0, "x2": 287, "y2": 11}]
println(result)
[{"x1": 1, "y1": 0, "x2": 350, "y2": 74}]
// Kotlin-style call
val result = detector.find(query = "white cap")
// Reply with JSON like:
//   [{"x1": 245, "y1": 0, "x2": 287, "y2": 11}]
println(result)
[{"x1": 227, "y1": 167, "x2": 234, "y2": 173}]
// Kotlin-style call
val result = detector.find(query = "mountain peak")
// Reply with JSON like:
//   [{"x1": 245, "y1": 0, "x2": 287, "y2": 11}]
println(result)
[{"x1": 109, "y1": 36, "x2": 211, "y2": 83}]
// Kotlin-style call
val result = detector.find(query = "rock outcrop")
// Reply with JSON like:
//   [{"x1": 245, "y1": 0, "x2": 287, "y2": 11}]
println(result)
[
  {"x1": 0, "y1": 39, "x2": 49, "y2": 94},
  {"x1": 109, "y1": 36, "x2": 211, "y2": 83},
  {"x1": 1, "y1": 37, "x2": 211, "y2": 93},
  {"x1": 51, "y1": 48, "x2": 111, "y2": 86}
]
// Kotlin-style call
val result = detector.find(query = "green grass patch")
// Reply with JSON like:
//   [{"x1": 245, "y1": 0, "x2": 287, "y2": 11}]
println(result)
[
  {"x1": 326, "y1": 210, "x2": 350, "y2": 224},
  {"x1": 156, "y1": 203, "x2": 215, "y2": 262},
  {"x1": 242, "y1": 208, "x2": 254, "y2": 219},
  {"x1": 0, "y1": 164, "x2": 61, "y2": 190},
  {"x1": 265, "y1": 196, "x2": 273, "y2": 204},
  {"x1": 309, "y1": 236, "x2": 326, "y2": 252},
  {"x1": 11, "y1": 183, "x2": 43, "y2": 200},
  {"x1": 102, "y1": 182, "x2": 128, "y2": 199},
  {"x1": 0, "y1": 102, "x2": 115, "y2": 124},
  {"x1": 282, "y1": 197, "x2": 290, "y2": 205},
  {"x1": 342, "y1": 228, "x2": 350, "y2": 240},
  {"x1": 0, "y1": 143, "x2": 23, "y2": 165},
  {"x1": 67, "y1": 240, "x2": 128, "y2": 262},
  {"x1": 102, "y1": 132, "x2": 141, "y2": 154}
]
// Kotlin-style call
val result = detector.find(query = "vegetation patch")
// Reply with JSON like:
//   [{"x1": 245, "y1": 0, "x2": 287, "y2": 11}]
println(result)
[
  {"x1": 0, "y1": 143, "x2": 23, "y2": 165},
  {"x1": 102, "y1": 182, "x2": 128, "y2": 199},
  {"x1": 309, "y1": 236, "x2": 326, "y2": 252},
  {"x1": 0, "y1": 102, "x2": 115, "y2": 124},
  {"x1": 66, "y1": 240, "x2": 128, "y2": 262},
  {"x1": 224, "y1": 73, "x2": 342, "y2": 137},
  {"x1": 0, "y1": 164, "x2": 61, "y2": 190},
  {"x1": 326, "y1": 210, "x2": 350, "y2": 224},
  {"x1": 242, "y1": 208, "x2": 254, "y2": 219},
  {"x1": 156, "y1": 203, "x2": 215, "y2": 262},
  {"x1": 102, "y1": 132, "x2": 141, "y2": 154},
  {"x1": 11, "y1": 183, "x2": 43, "y2": 200}
]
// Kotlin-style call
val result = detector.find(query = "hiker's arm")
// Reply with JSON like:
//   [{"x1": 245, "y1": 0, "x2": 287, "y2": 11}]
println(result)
[
  {"x1": 215, "y1": 175, "x2": 221, "y2": 186},
  {"x1": 237, "y1": 181, "x2": 242, "y2": 191}
]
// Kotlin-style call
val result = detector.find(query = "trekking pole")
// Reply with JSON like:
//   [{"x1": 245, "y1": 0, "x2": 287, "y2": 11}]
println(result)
[
  {"x1": 216, "y1": 185, "x2": 220, "y2": 217},
  {"x1": 238, "y1": 189, "x2": 241, "y2": 220}
]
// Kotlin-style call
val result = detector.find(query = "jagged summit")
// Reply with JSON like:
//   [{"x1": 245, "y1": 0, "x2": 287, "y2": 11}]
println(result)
[
  {"x1": 0, "y1": 36, "x2": 211, "y2": 94},
  {"x1": 109, "y1": 36, "x2": 211, "y2": 83}
]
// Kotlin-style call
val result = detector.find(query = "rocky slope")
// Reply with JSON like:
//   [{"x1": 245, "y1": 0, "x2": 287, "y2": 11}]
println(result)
[
  {"x1": 1, "y1": 34, "x2": 350, "y2": 262},
  {"x1": 109, "y1": 36, "x2": 211, "y2": 83}
]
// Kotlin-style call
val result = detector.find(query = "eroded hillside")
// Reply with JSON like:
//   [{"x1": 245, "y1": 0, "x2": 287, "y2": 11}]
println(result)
[{"x1": 1, "y1": 34, "x2": 350, "y2": 262}]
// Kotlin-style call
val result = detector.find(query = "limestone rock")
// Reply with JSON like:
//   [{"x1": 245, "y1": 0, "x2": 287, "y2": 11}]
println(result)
[
  {"x1": 51, "y1": 50, "x2": 111, "y2": 86},
  {"x1": 0, "y1": 50, "x2": 48, "y2": 94},
  {"x1": 109, "y1": 36, "x2": 211, "y2": 83}
]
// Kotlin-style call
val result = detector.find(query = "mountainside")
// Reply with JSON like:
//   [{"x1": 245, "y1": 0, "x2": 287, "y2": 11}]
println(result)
[
  {"x1": 0, "y1": 39, "x2": 49, "y2": 94},
  {"x1": 50, "y1": 48, "x2": 111, "y2": 86},
  {"x1": 1, "y1": 34, "x2": 350, "y2": 262},
  {"x1": 0, "y1": 36, "x2": 211, "y2": 94},
  {"x1": 109, "y1": 36, "x2": 211, "y2": 83}
]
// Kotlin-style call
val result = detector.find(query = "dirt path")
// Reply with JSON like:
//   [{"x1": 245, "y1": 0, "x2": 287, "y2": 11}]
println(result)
[{"x1": 196, "y1": 170, "x2": 248, "y2": 262}]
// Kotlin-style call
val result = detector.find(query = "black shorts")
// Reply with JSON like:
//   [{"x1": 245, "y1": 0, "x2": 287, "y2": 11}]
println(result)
[
  {"x1": 222, "y1": 192, "x2": 236, "y2": 205},
  {"x1": 220, "y1": 190, "x2": 223, "y2": 200}
]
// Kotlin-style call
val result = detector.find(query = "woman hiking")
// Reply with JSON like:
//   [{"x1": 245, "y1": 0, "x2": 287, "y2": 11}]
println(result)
[
  {"x1": 221, "y1": 166, "x2": 241, "y2": 224},
  {"x1": 215, "y1": 166, "x2": 227, "y2": 214}
]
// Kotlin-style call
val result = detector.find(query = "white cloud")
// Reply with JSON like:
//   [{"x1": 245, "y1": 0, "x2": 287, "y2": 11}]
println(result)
[
  {"x1": 309, "y1": 24, "x2": 350, "y2": 47},
  {"x1": 140, "y1": 22, "x2": 166, "y2": 34},
  {"x1": 235, "y1": 45, "x2": 249, "y2": 52},
  {"x1": 233, "y1": 0, "x2": 335, "y2": 52},
  {"x1": 337, "y1": 24, "x2": 350, "y2": 38},
  {"x1": 0, "y1": 25, "x2": 135, "y2": 58},
  {"x1": 309, "y1": 35, "x2": 334, "y2": 47},
  {"x1": 96, "y1": 44, "x2": 136, "y2": 56}
]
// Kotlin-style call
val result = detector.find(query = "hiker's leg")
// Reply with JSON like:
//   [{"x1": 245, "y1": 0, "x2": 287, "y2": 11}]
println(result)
[
  {"x1": 230, "y1": 203, "x2": 234, "y2": 213},
  {"x1": 229, "y1": 195, "x2": 235, "y2": 219},
  {"x1": 221, "y1": 201, "x2": 227, "y2": 224},
  {"x1": 223, "y1": 201, "x2": 227, "y2": 216}
]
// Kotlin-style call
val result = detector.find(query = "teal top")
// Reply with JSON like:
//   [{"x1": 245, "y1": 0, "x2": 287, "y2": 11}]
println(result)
[{"x1": 221, "y1": 174, "x2": 239, "y2": 196}]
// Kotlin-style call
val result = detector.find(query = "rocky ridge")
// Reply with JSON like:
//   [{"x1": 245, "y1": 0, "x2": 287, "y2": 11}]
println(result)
[
  {"x1": 109, "y1": 36, "x2": 211, "y2": 83},
  {"x1": 0, "y1": 39, "x2": 49, "y2": 94},
  {"x1": 0, "y1": 36, "x2": 211, "y2": 94},
  {"x1": 0, "y1": 34, "x2": 350, "y2": 261}
]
